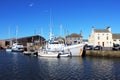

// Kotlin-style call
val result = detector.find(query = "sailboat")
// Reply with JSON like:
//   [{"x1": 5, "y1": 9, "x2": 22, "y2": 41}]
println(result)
[
  {"x1": 11, "y1": 26, "x2": 24, "y2": 52},
  {"x1": 6, "y1": 27, "x2": 12, "y2": 52}
]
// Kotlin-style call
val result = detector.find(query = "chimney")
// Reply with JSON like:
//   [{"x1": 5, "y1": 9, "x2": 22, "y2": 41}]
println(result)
[{"x1": 107, "y1": 26, "x2": 111, "y2": 32}]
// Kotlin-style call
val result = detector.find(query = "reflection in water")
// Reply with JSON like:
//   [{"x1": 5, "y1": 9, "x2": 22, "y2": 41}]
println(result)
[{"x1": 0, "y1": 51, "x2": 120, "y2": 80}]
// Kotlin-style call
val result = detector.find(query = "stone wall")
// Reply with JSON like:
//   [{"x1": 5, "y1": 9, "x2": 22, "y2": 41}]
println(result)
[{"x1": 85, "y1": 50, "x2": 120, "y2": 57}]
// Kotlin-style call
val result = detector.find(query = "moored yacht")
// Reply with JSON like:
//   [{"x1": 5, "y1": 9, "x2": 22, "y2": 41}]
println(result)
[
  {"x1": 38, "y1": 31, "x2": 84, "y2": 57},
  {"x1": 11, "y1": 43, "x2": 24, "y2": 52}
]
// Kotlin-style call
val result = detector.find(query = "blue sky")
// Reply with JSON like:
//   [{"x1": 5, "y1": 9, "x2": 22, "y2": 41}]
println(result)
[{"x1": 0, "y1": 0, "x2": 120, "y2": 40}]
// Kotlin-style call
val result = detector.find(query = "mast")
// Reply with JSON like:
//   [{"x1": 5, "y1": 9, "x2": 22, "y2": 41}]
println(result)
[
  {"x1": 8, "y1": 27, "x2": 10, "y2": 39},
  {"x1": 8, "y1": 26, "x2": 11, "y2": 46},
  {"x1": 60, "y1": 24, "x2": 62, "y2": 37},
  {"x1": 16, "y1": 25, "x2": 18, "y2": 43},
  {"x1": 49, "y1": 8, "x2": 54, "y2": 41}
]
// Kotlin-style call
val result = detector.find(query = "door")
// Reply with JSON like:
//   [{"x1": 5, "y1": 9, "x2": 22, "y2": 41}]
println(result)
[{"x1": 102, "y1": 42, "x2": 104, "y2": 47}]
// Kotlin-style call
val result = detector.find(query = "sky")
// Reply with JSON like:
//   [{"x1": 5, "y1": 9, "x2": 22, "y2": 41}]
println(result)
[{"x1": 0, "y1": 0, "x2": 120, "y2": 40}]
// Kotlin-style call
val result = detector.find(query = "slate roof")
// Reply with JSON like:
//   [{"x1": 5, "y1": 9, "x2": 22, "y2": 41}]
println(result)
[
  {"x1": 94, "y1": 29, "x2": 110, "y2": 33},
  {"x1": 112, "y1": 34, "x2": 120, "y2": 39},
  {"x1": 66, "y1": 33, "x2": 82, "y2": 37}
]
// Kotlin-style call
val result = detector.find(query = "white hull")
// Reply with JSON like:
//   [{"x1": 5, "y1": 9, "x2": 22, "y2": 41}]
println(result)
[
  {"x1": 64, "y1": 44, "x2": 83, "y2": 56},
  {"x1": 6, "y1": 49, "x2": 12, "y2": 52},
  {"x1": 11, "y1": 43, "x2": 24, "y2": 52},
  {"x1": 38, "y1": 44, "x2": 84, "y2": 57},
  {"x1": 38, "y1": 51, "x2": 59, "y2": 57}
]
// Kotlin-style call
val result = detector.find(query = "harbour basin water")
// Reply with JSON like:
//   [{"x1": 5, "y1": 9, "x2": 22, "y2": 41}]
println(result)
[{"x1": 0, "y1": 50, "x2": 120, "y2": 80}]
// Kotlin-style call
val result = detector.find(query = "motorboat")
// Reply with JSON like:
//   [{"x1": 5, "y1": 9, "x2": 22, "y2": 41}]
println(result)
[{"x1": 11, "y1": 43, "x2": 24, "y2": 52}]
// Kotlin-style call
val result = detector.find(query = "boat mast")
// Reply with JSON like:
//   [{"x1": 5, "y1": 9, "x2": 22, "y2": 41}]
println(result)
[
  {"x1": 8, "y1": 26, "x2": 11, "y2": 46},
  {"x1": 16, "y1": 26, "x2": 18, "y2": 43},
  {"x1": 49, "y1": 8, "x2": 54, "y2": 42},
  {"x1": 60, "y1": 24, "x2": 62, "y2": 37}
]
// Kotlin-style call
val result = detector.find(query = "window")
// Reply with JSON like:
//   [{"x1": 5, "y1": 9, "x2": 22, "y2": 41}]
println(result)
[
  {"x1": 107, "y1": 42, "x2": 108, "y2": 44},
  {"x1": 98, "y1": 36, "x2": 100, "y2": 40},
  {"x1": 74, "y1": 37, "x2": 76, "y2": 41},
  {"x1": 110, "y1": 42, "x2": 111, "y2": 44},
  {"x1": 106, "y1": 36, "x2": 108, "y2": 40},
  {"x1": 74, "y1": 41, "x2": 77, "y2": 44},
  {"x1": 78, "y1": 37, "x2": 80, "y2": 40}
]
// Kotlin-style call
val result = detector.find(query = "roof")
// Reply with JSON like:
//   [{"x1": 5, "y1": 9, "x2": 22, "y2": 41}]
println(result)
[
  {"x1": 94, "y1": 29, "x2": 110, "y2": 33},
  {"x1": 55, "y1": 36, "x2": 64, "y2": 41},
  {"x1": 66, "y1": 33, "x2": 82, "y2": 37},
  {"x1": 113, "y1": 34, "x2": 120, "y2": 39}
]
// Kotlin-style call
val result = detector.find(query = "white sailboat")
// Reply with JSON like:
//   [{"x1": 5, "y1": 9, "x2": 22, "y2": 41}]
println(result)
[
  {"x1": 11, "y1": 26, "x2": 24, "y2": 52},
  {"x1": 6, "y1": 27, "x2": 12, "y2": 52}
]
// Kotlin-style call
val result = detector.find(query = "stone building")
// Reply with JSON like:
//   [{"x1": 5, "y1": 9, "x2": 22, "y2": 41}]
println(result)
[
  {"x1": 0, "y1": 35, "x2": 45, "y2": 49},
  {"x1": 54, "y1": 36, "x2": 65, "y2": 43},
  {"x1": 112, "y1": 34, "x2": 120, "y2": 45},
  {"x1": 88, "y1": 27, "x2": 113, "y2": 47},
  {"x1": 65, "y1": 33, "x2": 83, "y2": 45}
]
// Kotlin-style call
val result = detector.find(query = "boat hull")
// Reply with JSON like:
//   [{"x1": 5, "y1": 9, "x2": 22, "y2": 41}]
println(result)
[
  {"x1": 38, "y1": 44, "x2": 83, "y2": 57},
  {"x1": 64, "y1": 44, "x2": 83, "y2": 56},
  {"x1": 6, "y1": 49, "x2": 12, "y2": 52},
  {"x1": 38, "y1": 51, "x2": 58, "y2": 57},
  {"x1": 23, "y1": 51, "x2": 38, "y2": 56}
]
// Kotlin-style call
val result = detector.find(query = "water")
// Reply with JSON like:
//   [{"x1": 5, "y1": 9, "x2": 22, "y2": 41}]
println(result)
[{"x1": 0, "y1": 51, "x2": 120, "y2": 80}]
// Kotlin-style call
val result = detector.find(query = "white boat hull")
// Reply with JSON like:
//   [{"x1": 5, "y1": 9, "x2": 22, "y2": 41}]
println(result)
[
  {"x1": 38, "y1": 51, "x2": 59, "y2": 57},
  {"x1": 38, "y1": 44, "x2": 84, "y2": 57},
  {"x1": 6, "y1": 49, "x2": 12, "y2": 52},
  {"x1": 64, "y1": 44, "x2": 83, "y2": 56}
]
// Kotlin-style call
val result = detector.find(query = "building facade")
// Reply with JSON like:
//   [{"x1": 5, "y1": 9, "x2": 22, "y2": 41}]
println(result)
[
  {"x1": 0, "y1": 35, "x2": 45, "y2": 49},
  {"x1": 54, "y1": 36, "x2": 65, "y2": 43},
  {"x1": 65, "y1": 33, "x2": 83, "y2": 45},
  {"x1": 112, "y1": 34, "x2": 120, "y2": 45},
  {"x1": 88, "y1": 27, "x2": 113, "y2": 47}
]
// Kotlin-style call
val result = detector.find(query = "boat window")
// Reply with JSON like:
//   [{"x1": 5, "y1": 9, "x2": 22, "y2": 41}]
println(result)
[{"x1": 50, "y1": 42, "x2": 59, "y2": 44}]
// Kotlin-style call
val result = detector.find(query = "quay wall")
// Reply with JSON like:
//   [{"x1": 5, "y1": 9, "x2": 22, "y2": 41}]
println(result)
[{"x1": 85, "y1": 50, "x2": 120, "y2": 57}]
